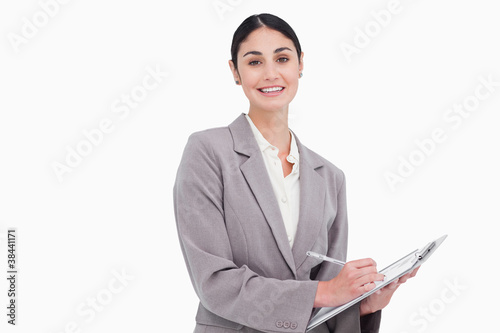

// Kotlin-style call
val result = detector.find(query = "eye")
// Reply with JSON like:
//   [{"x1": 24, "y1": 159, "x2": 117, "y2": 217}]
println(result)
[
  {"x1": 277, "y1": 57, "x2": 289, "y2": 63},
  {"x1": 249, "y1": 60, "x2": 261, "y2": 66}
]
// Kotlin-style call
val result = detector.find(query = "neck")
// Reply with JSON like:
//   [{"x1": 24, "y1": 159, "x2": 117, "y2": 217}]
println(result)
[{"x1": 247, "y1": 107, "x2": 290, "y2": 154}]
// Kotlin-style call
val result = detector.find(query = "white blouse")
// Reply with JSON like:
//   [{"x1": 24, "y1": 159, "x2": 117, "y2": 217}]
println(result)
[{"x1": 245, "y1": 114, "x2": 300, "y2": 248}]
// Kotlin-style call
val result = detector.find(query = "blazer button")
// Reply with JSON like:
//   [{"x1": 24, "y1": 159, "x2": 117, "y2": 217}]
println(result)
[
  {"x1": 276, "y1": 320, "x2": 283, "y2": 328},
  {"x1": 283, "y1": 321, "x2": 291, "y2": 328},
  {"x1": 290, "y1": 322, "x2": 298, "y2": 329}
]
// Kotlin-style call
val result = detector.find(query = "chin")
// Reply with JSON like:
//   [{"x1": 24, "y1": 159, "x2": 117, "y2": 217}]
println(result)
[{"x1": 254, "y1": 97, "x2": 293, "y2": 111}]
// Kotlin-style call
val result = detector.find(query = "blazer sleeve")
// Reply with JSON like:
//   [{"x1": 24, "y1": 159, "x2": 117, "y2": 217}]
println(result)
[
  {"x1": 360, "y1": 310, "x2": 382, "y2": 333},
  {"x1": 173, "y1": 133, "x2": 318, "y2": 333}
]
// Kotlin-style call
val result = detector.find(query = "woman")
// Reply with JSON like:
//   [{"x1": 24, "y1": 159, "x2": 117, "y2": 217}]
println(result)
[{"x1": 174, "y1": 13, "x2": 417, "y2": 333}]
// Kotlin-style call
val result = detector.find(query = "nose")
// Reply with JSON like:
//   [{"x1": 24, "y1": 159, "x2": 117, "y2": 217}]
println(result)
[{"x1": 263, "y1": 62, "x2": 279, "y2": 81}]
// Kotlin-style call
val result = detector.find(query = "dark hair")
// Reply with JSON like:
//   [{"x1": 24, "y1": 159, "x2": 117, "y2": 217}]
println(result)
[{"x1": 230, "y1": 13, "x2": 302, "y2": 70}]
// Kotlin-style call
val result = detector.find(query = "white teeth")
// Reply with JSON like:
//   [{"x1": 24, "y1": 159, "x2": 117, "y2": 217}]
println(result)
[{"x1": 260, "y1": 87, "x2": 284, "y2": 93}]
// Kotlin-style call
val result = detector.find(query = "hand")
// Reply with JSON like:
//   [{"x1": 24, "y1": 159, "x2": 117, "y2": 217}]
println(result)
[
  {"x1": 315, "y1": 258, "x2": 384, "y2": 308},
  {"x1": 360, "y1": 266, "x2": 420, "y2": 316}
]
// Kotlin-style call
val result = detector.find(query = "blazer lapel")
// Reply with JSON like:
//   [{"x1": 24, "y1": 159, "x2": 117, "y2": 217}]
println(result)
[
  {"x1": 291, "y1": 132, "x2": 327, "y2": 271},
  {"x1": 229, "y1": 114, "x2": 297, "y2": 275}
]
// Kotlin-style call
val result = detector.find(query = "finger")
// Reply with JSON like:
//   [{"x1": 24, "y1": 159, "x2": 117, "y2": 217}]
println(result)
[
  {"x1": 388, "y1": 280, "x2": 400, "y2": 290},
  {"x1": 347, "y1": 258, "x2": 377, "y2": 269},
  {"x1": 346, "y1": 265, "x2": 380, "y2": 280},
  {"x1": 357, "y1": 273, "x2": 385, "y2": 287},
  {"x1": 410, "y1": 266, "x2": 420, "y2": 277},
  {"x1": 399, "y1": 269, "x2": 418, "y2": 283},
  {"x1": 399, "y1": 273, "x2": 412, "y2": 284},
  {"x1": 388, "y1": 278, "x2": 399, "y2": 286},
  {"x1": 360, "y1": 281, "x2": 377, "y2": 293}
]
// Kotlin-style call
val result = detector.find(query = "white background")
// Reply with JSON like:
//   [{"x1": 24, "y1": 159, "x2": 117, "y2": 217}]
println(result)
[{"x1": 1, "y1": 0, "x2": 498, "y2": 332}]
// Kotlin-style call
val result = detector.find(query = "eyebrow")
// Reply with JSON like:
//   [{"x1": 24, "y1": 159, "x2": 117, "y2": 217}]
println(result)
[{"x1": 242, "y1": 47, "x2": 293, "y2": 57}]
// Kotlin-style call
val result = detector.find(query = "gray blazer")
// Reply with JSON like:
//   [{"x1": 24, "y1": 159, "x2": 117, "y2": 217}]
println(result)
[{"x1": 174, "y1": 113, "x2": 381, "y2": 333}]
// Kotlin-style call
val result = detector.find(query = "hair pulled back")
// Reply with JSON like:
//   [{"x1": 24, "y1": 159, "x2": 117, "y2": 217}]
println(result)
[{"x1": 230, "y1": 13, "x2": 302, "y2": 70}]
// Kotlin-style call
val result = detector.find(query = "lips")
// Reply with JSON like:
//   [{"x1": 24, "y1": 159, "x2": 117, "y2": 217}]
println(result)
[
  {"x1": 257, "y1": 86, "x2": 285, "y2": 96},
  {"x1": 258, "y1": 86, "x2": 284, "y2": 93}
]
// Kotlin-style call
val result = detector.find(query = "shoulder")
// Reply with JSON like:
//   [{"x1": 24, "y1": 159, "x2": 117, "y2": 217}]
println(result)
[
  {"x1": 176, "y1": 126, "x2": 233, "y2": 184},
  {"x1": 178, "y1": 124, "x2": 238, "y2": 177},
  {"x1": 183, "y1": 125, "x2": 233, "y2": 157},
  {"x1": 186, "y1": 125, "x2": 232, "y2": 148}
]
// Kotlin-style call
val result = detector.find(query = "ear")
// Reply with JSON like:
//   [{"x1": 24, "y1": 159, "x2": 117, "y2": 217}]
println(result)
[
  {"x1": 299, "y1": 52, "x2": 304, "y2": 73},
  {"x1": 228, "y1": 59, "x2": 241, "y2": 84}
]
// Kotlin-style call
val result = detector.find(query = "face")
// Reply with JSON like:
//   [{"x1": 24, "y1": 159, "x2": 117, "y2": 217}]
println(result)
[{"x1": 229, "y1": 27, "x2": 304, "y2": 114}]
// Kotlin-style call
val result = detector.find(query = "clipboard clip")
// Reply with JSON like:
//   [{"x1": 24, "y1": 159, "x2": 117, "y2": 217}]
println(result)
[{"x1": 415, "y1": 241, "x2": 436, "y2": 261}]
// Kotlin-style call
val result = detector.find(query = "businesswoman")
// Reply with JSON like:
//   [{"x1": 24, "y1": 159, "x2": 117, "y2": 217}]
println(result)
[{"x1": 174, "y1": 13, "x2": 417, "y2": 333}]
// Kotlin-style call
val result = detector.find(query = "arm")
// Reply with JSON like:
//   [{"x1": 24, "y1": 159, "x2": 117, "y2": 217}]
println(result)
[{"x1": 174, "y1": 133, "x2": 317, "y2": 333}]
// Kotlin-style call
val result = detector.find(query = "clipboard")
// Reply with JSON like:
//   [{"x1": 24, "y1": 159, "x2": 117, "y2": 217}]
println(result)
[{"x1": 306, "y1": 235, "x2": 448, "y2": 332}]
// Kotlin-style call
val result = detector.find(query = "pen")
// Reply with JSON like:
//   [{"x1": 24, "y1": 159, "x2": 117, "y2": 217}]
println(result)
[{"x1": 306, "y1": 251, "x2": 346, "y2": 266}]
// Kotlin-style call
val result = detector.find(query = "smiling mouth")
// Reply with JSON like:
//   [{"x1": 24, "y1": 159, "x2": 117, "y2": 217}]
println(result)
[{"x1": 258, "y1": 86, "x2": 285, "y2": 93}]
